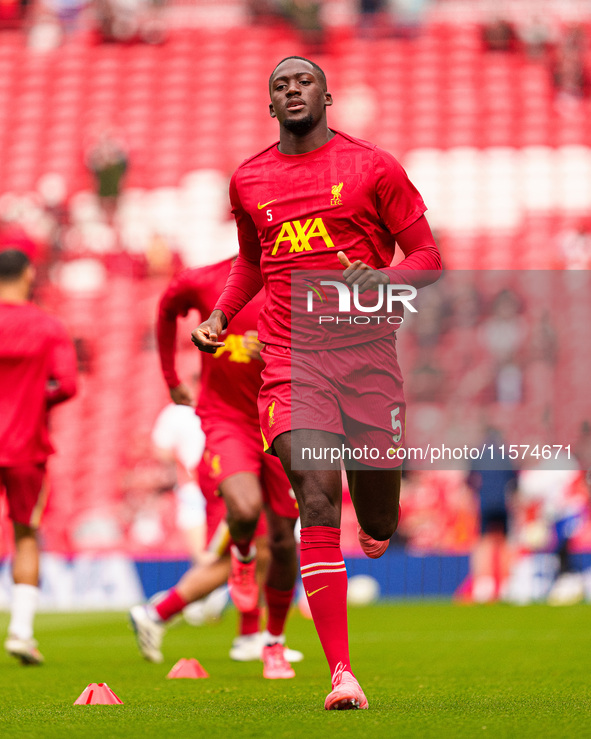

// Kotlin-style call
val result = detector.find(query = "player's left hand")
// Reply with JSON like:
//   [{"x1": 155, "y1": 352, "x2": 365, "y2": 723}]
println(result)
[{"x1": 337, "y1": 251, "x2": 389, "y2": 293}]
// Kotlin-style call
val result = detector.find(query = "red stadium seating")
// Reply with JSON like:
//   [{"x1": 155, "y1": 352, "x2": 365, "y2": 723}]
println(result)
[{"x1": 0, "y1": 24, "x2": 586, "y2": 197}]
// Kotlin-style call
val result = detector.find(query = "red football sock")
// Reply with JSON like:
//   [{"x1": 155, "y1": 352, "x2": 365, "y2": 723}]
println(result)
[
  {"x1": 264, "y1": 585, "x2": 294, "y2": 638},
  {"x1": 153, "y1": 587, "x2": 187, "y2": 622},
  {"x1": 299, "y1": 525, "x2": 350, "y2": 676},
  {"x1": 239, "y1": 607, "x2": 261, "y2": 636}
]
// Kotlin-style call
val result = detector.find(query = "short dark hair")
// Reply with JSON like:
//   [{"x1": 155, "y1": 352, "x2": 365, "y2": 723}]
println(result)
[
  {"x1": 269, "y1": 56, "x2": 327, "y2": 93},
  {"x1": 0, "y1": 249, "x2": 31, "y2": 280}
]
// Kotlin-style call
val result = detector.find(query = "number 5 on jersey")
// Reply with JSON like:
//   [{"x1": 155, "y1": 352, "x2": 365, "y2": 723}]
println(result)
[{"x1": 391, "y1": 407, "x2": 403, "y2": 444}]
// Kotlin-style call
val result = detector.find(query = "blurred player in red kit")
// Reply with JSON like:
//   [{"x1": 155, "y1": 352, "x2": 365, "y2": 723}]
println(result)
[
  {"x1": 192, "y1": 57, "x2": 442, "y2": 708},
  {"x1": 0, "y1": 244, "x2": 77, "y2": 664},
  {"x1": 130, "y1": 258, "x2": 301, "y2": 678}
]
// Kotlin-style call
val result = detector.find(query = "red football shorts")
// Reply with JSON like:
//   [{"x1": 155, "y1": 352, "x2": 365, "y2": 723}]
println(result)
[
  {"x1": 258, "y1": 334, "x2": 406, "y2": 469},
  {"x1": 197, "y1": 415, "x2": 298, "y2": 555},
  {"x1": 0, "y1": 463, "x2": 48, "y2": 527}
]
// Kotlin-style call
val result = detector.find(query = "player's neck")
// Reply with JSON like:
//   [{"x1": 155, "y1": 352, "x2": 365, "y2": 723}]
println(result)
[
  {"x1": 278, "y1": 125, "x2": 335, "y2": 156},
  {"x1": 0, "y1": 281, "x2": 30, "y2": 304}
]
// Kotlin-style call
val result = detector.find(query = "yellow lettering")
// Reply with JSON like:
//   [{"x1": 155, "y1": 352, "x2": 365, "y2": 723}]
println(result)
[
  {"x1": 290, "y1": 219, "x2": 314, "y2": 253},
  {"x1": 272, "y1": 222, "x2": 297, "y2": 255},
  {"x1": 307, "y1": 218, "x2": 335, "y2": 249},
  {"x1": 272, "y1": 218, "x2": 336, "y2": 256}
]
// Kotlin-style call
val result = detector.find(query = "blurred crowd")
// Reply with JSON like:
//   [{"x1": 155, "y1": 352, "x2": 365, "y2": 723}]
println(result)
[
  {"x1": 0, "y1": 0, "x2": 435, "y2": 49},
  {"x1": 0, "y1": 0, "x2": 166, "y2": 48},
  {"x1": 0, "y1": 123, "x2": 184, "y2": 290},
  {"x1": 481, "y1": 13, "x2": 589, "y2": 110}
]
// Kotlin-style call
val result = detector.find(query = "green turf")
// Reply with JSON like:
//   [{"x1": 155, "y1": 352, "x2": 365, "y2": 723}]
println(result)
[{"x1": 0, "y1": 602, "x2": 590, "y2": 738}]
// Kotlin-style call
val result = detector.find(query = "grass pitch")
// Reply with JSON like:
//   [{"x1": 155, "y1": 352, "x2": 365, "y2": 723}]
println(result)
[{"x1": 0, "y1": 602, "x2": 590, "y2": 738}]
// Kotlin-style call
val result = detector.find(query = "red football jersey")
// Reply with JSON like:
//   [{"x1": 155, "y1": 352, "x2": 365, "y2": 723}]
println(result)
[
  {"x1": 226, "y1": 130, "x2": 428, "y2": 348},
  {"x1": 157, "y1": 259, "x2": 265, "y2": 423},
  {"x1": 0, "y1": 302, "x2": 77, "y2": 465}
]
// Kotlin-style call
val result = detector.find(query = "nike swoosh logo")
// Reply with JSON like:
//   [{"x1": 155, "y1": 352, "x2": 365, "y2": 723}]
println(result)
[
  {"x1": 257, "y1": 199, "x2": 277, "y2": 209},
  {"x1": 306, "y1": 585, "x2": 329, "y2": 597}
]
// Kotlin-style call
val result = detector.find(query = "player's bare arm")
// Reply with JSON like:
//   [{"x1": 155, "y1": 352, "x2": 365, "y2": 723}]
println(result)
[
  {"x1": 191, "y1": 309, "x2": 227, "y2": 354},
  {"x1": 337, "y1": 251, "x2": 390, "y2": 294}
]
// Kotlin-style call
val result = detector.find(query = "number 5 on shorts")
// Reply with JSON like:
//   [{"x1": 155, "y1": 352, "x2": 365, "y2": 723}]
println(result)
[{"x1": 391, "y1": 407, "x2": 402, "y2": 444}]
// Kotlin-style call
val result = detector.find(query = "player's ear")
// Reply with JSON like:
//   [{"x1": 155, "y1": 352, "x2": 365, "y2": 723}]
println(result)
[
  {"x1": 325, "y1": 92, "x2": 333, "y2": 107},
  {"x1": 25, "y1": 263, "x2": 36, "y2": 283},
  {"x1": 269, "y1": 103, "x2": 277, "y2": 118}
]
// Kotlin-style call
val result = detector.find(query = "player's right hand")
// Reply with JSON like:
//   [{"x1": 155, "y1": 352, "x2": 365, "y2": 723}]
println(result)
[
  {"x1": 170, "y1": 382, "x2": 194, "y2": 406},
  {"x1": 191, "y1": 312, "x2": 226, "y2": 354}
]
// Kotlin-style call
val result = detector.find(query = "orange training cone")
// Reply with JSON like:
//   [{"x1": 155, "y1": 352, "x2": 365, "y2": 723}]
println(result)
[
  {"x1": 74, "y1": 683, "x2": 123, "y2": 705},
  {"x1": 167, "y1": 658, "x2": 209, "y2": 679}
]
